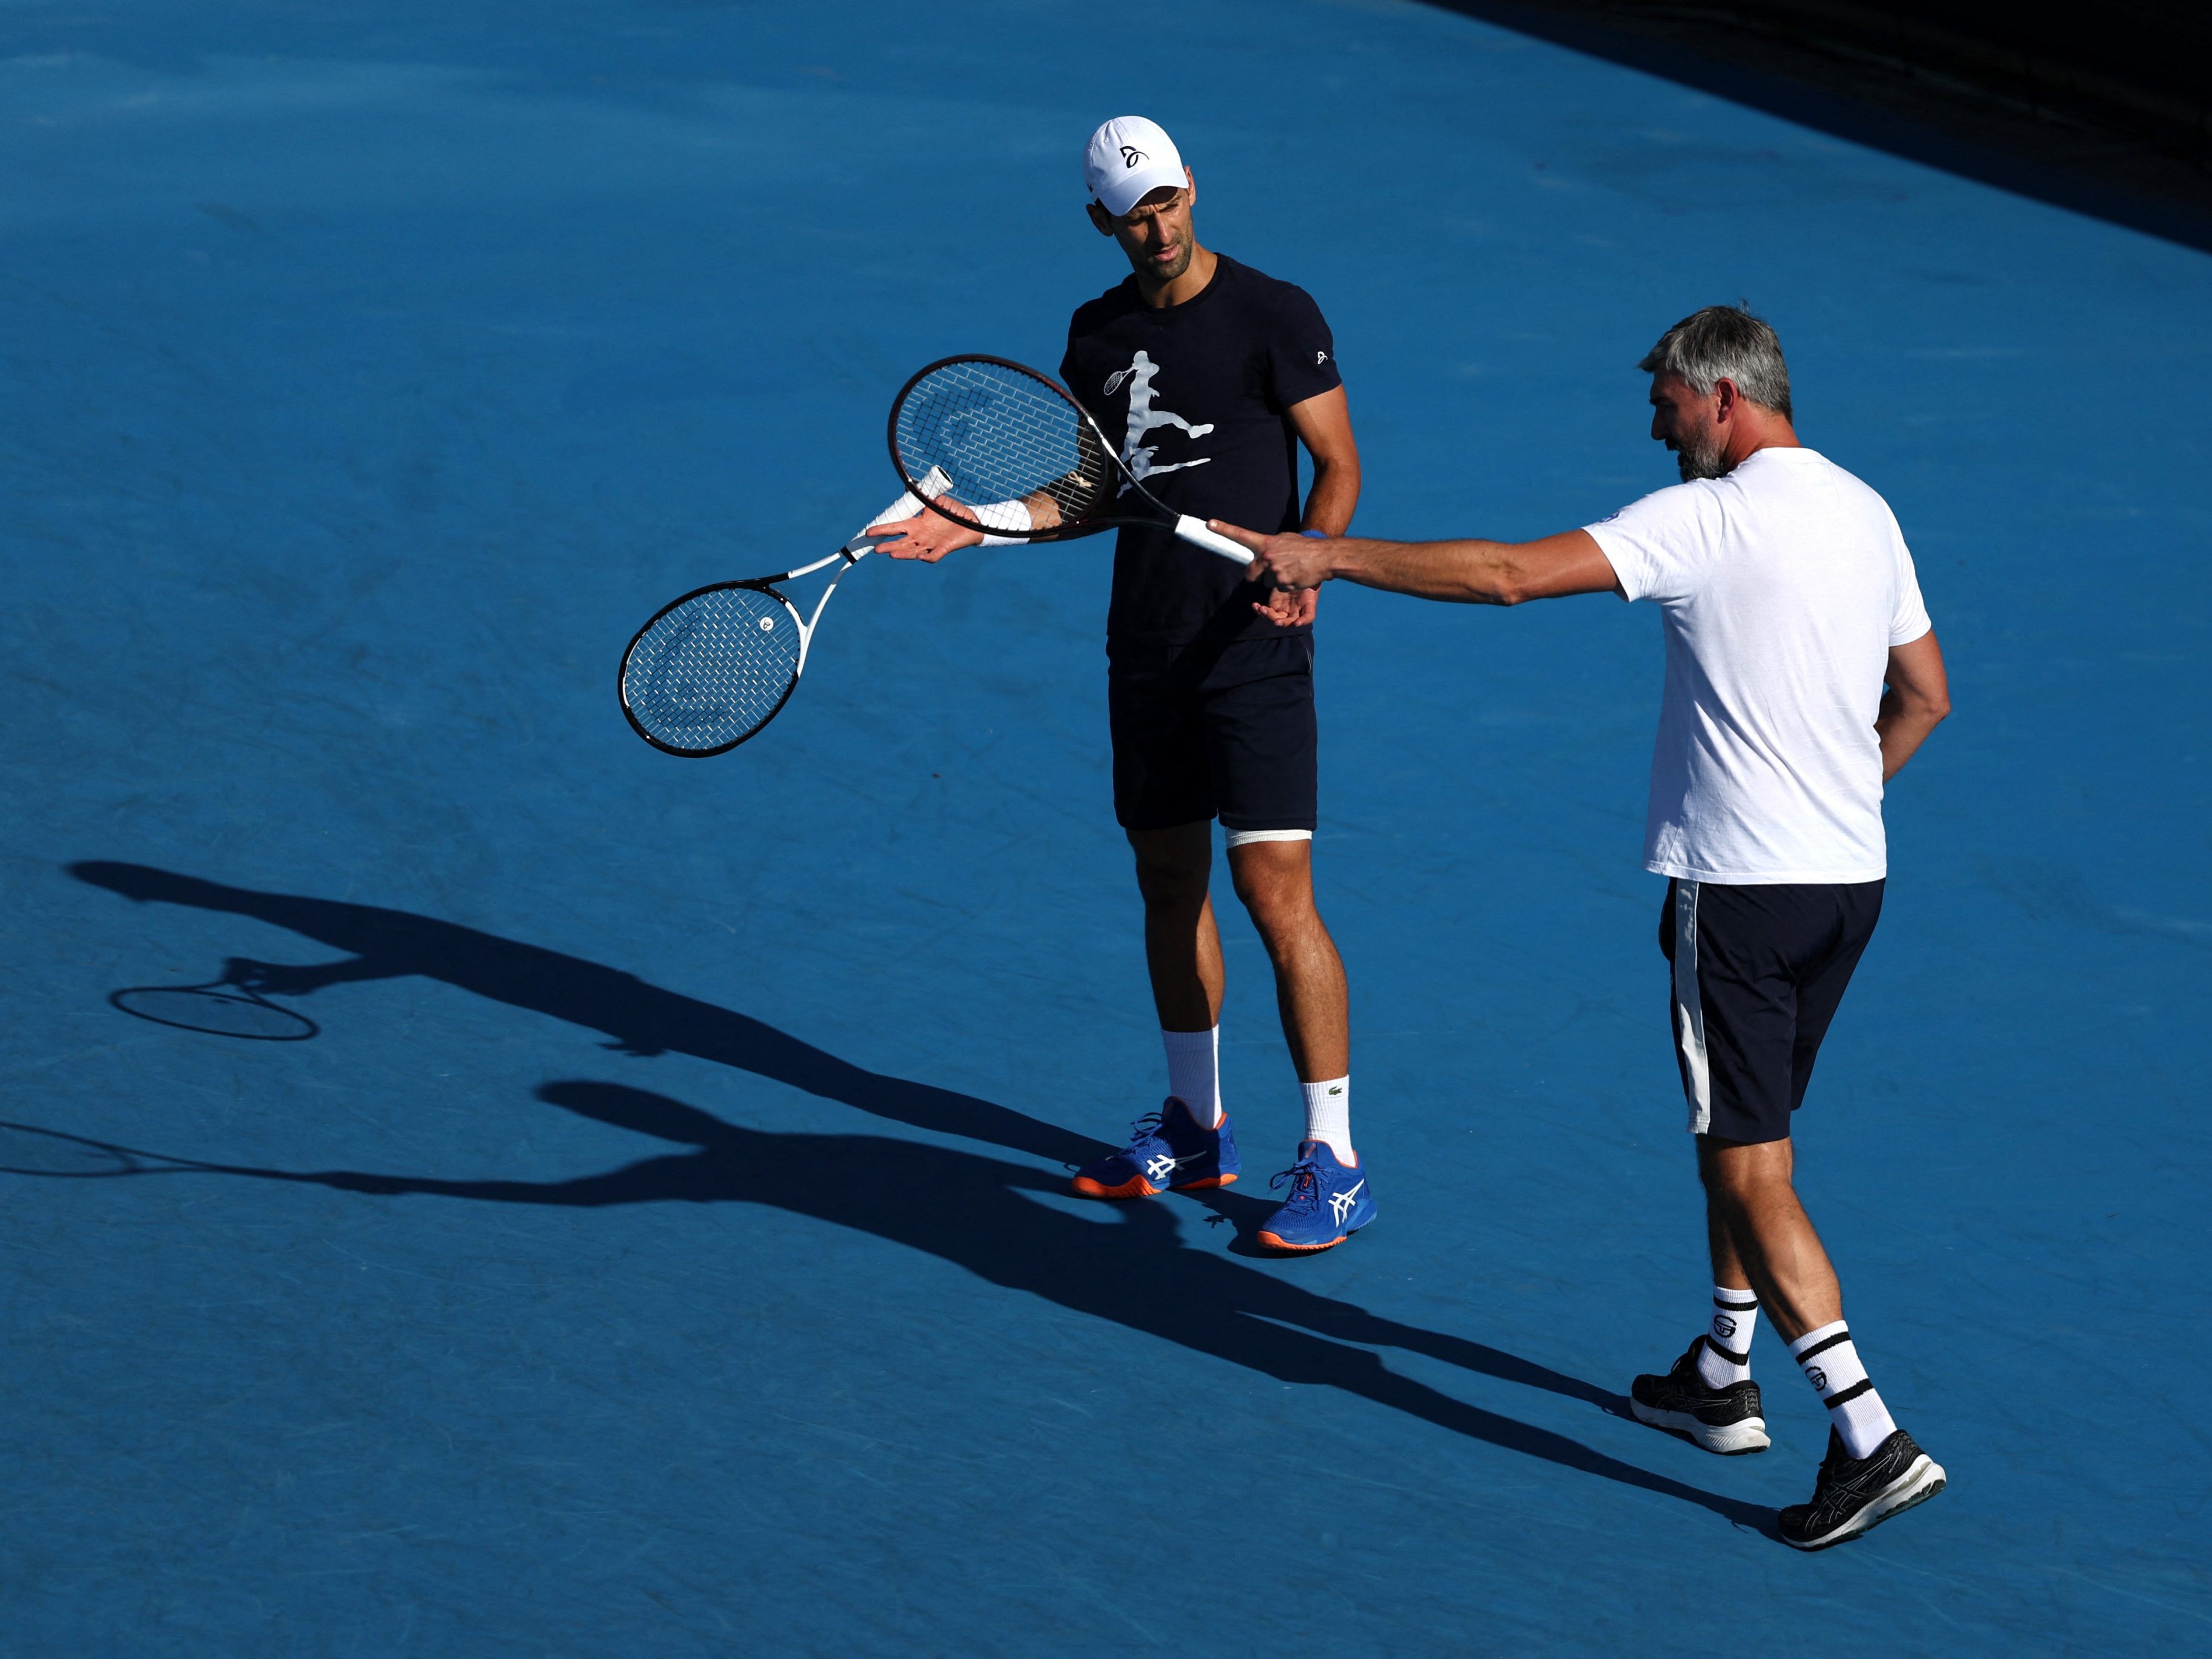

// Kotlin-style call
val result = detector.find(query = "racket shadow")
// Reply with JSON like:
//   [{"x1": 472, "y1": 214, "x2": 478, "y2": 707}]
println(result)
[{"x1": 109, "y1": 975, "x2": 319, "y2": 1042}]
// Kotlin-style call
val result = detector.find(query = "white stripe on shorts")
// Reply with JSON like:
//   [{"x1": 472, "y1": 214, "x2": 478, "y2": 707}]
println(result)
[
  {"x1": 1672, "y1": 879, "x2": 1713, "y2": 1135},
  {"x1": 1225, "y1": 828, "x2": 1312, "y2": 847}
]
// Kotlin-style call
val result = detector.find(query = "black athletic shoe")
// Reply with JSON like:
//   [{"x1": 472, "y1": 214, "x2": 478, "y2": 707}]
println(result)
[
  {"x1": 1630, "y1": 1337, "x2": 1771, "y2": 1455},
  {"x1": 1779, "y1": 1427, "x2": 1947, "y2": 1551}
]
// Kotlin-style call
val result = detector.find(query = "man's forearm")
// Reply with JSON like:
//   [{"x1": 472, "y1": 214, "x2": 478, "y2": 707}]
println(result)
[
  {"x1": 1323, "y1": 537, "x2": 1535, "y2": 605},
  {"x1": 1301, "y1": 457, "x2": 1360, "y2": 538},
  {"x1": 1220, "y1": 522, "x2": 1616, "y2": 601},
  {"x1": 1875, "y1": 692, "x2": 1944, "y2": 780},
  {"x1": 1873, "y1": 634, "x2": 1951, "y2": 780},
  {"x1": 1024, "y1": 486, "x2": 1063, "y2": 532}
]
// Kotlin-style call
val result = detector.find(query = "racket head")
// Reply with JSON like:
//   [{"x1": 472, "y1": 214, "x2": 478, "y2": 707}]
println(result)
[
  {"x1": 619, "y1": 581, "x2": 805, "y2": 757},
  {"x1": 887, "y1": 355, "x2": 1117, "y2": 537}
]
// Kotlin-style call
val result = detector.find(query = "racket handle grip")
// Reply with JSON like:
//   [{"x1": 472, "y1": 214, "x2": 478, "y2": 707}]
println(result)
[{"x1": 1174, "y1": 515, "x2": 1255, "y2": 566}]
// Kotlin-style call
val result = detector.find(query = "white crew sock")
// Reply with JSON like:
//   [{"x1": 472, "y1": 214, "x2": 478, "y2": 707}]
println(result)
[
  {"x1": 1300, "y1": 1075, "x2": 1353, "y2": 1165},
  {"x1": 1790, "y1": 1320, "x2": 1899, "y2": 1460},
  {"x1": 1697, "y1": 1286, "x2": 1759, "y2": 1387},
  {"x1": 1162, "y1": 1028, "x2": 1222, "y2": 1129}
]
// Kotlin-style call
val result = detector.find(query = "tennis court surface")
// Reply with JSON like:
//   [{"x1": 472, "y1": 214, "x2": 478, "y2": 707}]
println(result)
[{"x1": 2, "y1": 1, "x2": 2205, "y2": 1652}]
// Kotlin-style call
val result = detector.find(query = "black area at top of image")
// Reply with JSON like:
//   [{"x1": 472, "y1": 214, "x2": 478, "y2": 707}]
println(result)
[{"x1": 1421, "y1": 0, "x2": 2212, "y2": 255}]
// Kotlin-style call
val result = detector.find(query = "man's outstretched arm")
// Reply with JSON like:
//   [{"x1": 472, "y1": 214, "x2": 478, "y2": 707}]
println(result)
[{"x1": 1210, "y1": 521, "x2": 1622, "y2": 605}]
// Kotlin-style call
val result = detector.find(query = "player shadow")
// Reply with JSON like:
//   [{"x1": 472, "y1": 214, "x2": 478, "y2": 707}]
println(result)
[
  {"x1": 65, "y1": 859, "x2": 1776, "y2": 1535},
  {"x1": 0, "y1": 1081, "x2": 1773, "y2": 1538},
  {"x1": 70, "y1": 861, "x2": 1094, "y2": 1168}
]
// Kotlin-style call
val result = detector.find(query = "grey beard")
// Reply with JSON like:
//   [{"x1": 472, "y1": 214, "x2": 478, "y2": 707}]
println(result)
[{"x1": 1675, "y1": 434, "x2": 1730, "y2": 481}]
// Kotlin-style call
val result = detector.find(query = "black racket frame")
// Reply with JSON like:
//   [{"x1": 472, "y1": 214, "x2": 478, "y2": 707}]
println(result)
[
  {"x1": 616, "y1": 575, "x2": 807, "y2": 759},
  {"x1": 888, "y1": 354, "x2": 1176, "y2": 543}
]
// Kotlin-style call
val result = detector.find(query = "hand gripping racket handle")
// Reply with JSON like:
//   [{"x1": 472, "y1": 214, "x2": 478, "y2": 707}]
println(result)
[
  {"x1": 1173, "y1": 515, "x2": 1255, "y2": 567},
  {"x1": 847, "y1": 466, "x2": 952, "y2": 554}
]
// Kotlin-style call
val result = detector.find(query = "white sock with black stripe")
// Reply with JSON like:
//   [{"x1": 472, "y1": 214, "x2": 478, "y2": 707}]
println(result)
[
  {"x1": 1697, "y1": 1286, "x2": 1759, "y2": 1387},
  {"x1": 1790, "y1": 1320, "x2": 1899, "y2": 1459}
]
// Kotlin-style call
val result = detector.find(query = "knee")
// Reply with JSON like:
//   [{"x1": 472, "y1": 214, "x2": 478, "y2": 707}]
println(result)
[
  {"x1": 1232, "y1": 874, "x2": 1318, "y2": 951},
  {"x1": 1133, "y1": 853, "x2": 1209, "y2": 911},
  {"x1": 1698, "y1": 1140, "x2": 1793, "y2": 1214}
]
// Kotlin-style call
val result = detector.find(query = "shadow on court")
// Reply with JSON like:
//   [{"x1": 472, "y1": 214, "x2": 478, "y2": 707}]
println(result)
[
  {"x1": 72, "y1": 861, "x2": 1090, "y2": 1167},
  {"x1": 63, "y1": 859, "x2": 1774, "y2": 1537}
]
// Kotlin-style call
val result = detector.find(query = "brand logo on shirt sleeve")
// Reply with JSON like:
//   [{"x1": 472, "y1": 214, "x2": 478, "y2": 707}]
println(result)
[{"x1": 1315, "y1": 349, "x2": 1329, "y2": 364}]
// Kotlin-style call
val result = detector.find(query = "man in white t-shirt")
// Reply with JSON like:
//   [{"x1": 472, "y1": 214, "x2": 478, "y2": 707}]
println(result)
[{"x1": 1208, "y1": 307, "x2": 1952, "y2": 1551}]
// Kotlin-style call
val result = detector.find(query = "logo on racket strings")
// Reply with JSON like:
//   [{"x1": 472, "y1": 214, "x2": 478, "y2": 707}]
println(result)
[
  {"x1": 758, "y1": 616, "x2": 776, "y2": 632},
  {"x1": 1120, "y1": 145, "x2": 1147, "y2": 169}
]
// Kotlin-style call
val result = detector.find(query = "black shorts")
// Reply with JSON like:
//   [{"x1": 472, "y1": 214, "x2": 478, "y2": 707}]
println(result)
[
  {"x1": 1106, "y1": 635, "x2": 1317, "y2": 834},
  {"x1": 1659, "y1": 877, "x2": 1884, "y2": 1144}
]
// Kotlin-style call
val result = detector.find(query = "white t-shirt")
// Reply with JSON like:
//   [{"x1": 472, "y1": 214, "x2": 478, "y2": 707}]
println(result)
[{"x1": 1585, "y1": 447, "x2": 1931, "y2": 885}]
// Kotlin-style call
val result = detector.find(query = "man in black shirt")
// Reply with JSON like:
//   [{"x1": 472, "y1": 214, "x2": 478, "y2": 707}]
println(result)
[{"x1": 872, "y1": 116, "x2": 1372, "y2": 1251}]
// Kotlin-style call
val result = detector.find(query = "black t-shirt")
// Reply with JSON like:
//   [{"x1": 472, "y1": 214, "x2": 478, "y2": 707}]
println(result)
[{"x1": 1058, "y1": 253, "x2": 1341, "y2": 654}]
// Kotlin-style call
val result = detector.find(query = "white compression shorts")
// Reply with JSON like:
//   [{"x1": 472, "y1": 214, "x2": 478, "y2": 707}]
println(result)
[{"x1": 1225, "y1": 827, "x2": 1313, "y2": 848}]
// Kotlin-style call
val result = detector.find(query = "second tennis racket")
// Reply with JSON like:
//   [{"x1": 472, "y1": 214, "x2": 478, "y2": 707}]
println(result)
[{"x1": 886, "y1": 355, "x2": 1254, "y2": 565}]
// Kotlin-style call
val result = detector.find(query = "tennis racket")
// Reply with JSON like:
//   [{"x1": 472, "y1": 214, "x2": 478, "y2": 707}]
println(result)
[
  {"x1": 618, "y1": 467, "x2": 950, "y2": 757},
  {"x1": 886, "y1": 355, "x2": 1254, "y2": 565}
]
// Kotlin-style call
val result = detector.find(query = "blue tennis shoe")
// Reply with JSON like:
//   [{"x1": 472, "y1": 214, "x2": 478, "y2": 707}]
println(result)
[
  {"x1": 1071, "y1": 1098, "x2": 1240, "y2": 1199},
  {"x1": 1257, "y1": 1139, "x2": 1376, "y2": 1252}
]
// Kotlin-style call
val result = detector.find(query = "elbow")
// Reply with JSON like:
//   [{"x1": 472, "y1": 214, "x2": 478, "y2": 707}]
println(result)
[
  {"x1": 1485, "y1": 551, "x2": 1544, "y2": 607},
  {"x1": 1924, "y1": 690, "x2": 1952, "y2": 725}
]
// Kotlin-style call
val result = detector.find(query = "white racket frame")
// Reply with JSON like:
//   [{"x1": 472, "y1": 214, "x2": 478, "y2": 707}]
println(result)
[{"x1": 618, "y1": 468, "x2": 951, "y2": 756}]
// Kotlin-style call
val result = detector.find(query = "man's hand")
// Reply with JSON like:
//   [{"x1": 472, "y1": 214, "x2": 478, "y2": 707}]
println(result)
[
  {"x1": 1253, "y1": 584, "x2": 1319, "y2": 627},
  {"x1": 1208, "y1": 521, "x2": 1339, "y2": 590},
  {"x1": 866, "y1": 497, "x2": 985, "y2": 562}
]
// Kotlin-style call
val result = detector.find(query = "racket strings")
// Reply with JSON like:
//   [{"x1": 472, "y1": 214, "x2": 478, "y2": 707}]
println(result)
[
  {"x1": 893, "y1": 360, "x2": 1111, "y2": 525},
  {"x1": 623, "y1": 587, "x2": 802, "y2": 753}
]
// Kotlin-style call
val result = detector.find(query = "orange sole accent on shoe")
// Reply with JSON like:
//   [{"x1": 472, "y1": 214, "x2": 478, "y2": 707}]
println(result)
[
  {"x1": 1256, "y1": 1229, "x2": 1347, "y2": 1252},
  {"x1": 1071, "y1": 1174, "x2": 1160, "y2": 1200},
  {"x1": 1172, "y1": 1173, "x2": 1237, "y2": 1190}
]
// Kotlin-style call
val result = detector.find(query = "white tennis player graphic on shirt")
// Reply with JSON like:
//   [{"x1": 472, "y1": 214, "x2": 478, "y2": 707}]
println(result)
[{"x1": 1103, "y1": 351, "x2": 1213, "y2": 491}]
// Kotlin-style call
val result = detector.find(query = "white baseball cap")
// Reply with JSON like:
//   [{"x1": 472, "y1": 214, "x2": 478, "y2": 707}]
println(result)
[{"x1": 1083, "y1": 116, "x2": 1188, "y2": 217}]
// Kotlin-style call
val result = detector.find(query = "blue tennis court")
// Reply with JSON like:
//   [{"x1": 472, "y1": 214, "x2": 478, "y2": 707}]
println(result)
[{"x1": 2, "y1": 1, "x2": 2205, "y2": 1652}]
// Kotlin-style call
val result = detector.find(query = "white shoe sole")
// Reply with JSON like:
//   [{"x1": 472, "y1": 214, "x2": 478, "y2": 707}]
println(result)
[
  {"x1": 1786, "y1": 1454, "x2": 1948, "y2": 1551},
  {"x1": 1630, "y1": 1399, "x2": 1771, "y2": 1455}
]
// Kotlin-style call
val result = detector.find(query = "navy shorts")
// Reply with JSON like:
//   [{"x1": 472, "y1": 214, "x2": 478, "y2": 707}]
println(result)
[
  {"x1": 1659, "y1": 877, "x2": 1884, "y2": 1144},
  {"x1": 1106, "y1": 635, "x2": 1318, "y2": 834}
]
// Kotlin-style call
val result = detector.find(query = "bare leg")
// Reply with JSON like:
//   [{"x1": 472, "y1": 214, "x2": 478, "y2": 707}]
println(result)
[
  {"x1": 1127, "y1": 823, "x2": 1223, "y2": 1033},
  {"x1": 1225, "y1": 839, "x2": 1349, "y2": 1082},
  {"x1": 1699, "y1": 1136, "x2": 1843, "y2": 1345}
]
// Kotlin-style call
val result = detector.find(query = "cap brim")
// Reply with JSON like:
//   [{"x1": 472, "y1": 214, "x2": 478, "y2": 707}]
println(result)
[{"x1": 1094, "y1": 164, "x2": 1187, "y2": 218}]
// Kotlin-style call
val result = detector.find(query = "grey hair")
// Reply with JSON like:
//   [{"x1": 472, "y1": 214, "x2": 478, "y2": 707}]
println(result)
[{"x1": 1638, "y1": 305, "x2": 1792, "y2": 419}]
